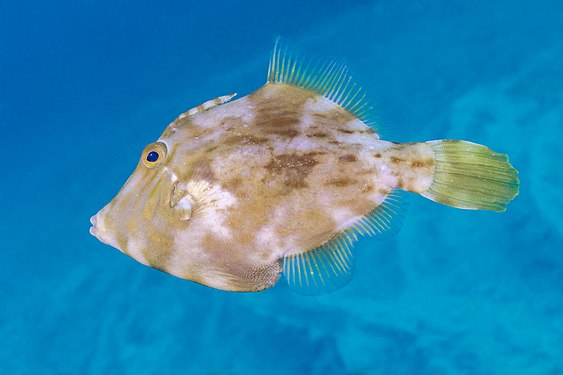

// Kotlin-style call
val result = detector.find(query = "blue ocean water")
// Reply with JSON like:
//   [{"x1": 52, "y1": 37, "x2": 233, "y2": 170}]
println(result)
[{"x1": 1, "y1": 0, "x2": 562, "y2": 373}]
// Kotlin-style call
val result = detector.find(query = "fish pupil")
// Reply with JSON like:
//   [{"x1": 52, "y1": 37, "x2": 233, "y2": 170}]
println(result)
[{"x1": 147, "y1": 151, "x2": 159, "y2": 162}]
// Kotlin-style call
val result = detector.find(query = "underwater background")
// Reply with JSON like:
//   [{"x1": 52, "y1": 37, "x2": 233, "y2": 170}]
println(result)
[{"x1": 2, "y1": 0, "x2": 562, "y2": 373}]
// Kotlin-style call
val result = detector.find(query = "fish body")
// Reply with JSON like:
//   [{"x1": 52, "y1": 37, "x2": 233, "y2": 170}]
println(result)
[{"x1": 90, "y1": 43, "x2": 519, "y2": 293}]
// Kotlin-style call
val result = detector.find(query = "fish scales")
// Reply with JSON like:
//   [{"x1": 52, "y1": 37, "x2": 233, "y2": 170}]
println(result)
[{"x1": 90, "y1": 42, "x2": 519, "y2": 294}]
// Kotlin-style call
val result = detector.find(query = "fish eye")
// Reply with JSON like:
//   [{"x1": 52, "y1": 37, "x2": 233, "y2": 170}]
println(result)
[
  {"x1": 147, "y1": 151, "x2": 159, "y2": 162},
  {"x1": 142, "y1": 142, "x2": 167, "y2": 169}
]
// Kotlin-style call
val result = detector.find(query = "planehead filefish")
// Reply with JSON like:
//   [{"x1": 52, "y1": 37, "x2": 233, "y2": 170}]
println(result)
[{"x1": 90, "y1": 41, "x2": 519, "y2": 294}]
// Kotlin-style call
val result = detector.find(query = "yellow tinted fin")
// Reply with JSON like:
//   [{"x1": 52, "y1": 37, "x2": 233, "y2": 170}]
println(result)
[
  {"x1": 267, "y1": 39, "x2": 376, "y2": 130},
  {"x1": 283, "y1": 232, "x2": 355, "y2": 295},
  {"x1": 422, "y1": 140, "x2": 519, "y2": 212},
  {"x1": 282, "y1": 192, "x2": 406, "y2": 295},
  {"x1": 350, "y1": 190, "x2": 407, "y2": 241}
]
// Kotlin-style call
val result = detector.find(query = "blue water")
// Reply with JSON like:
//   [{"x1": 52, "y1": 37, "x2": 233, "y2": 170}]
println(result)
[{"x1": 2, "y1": 0, "x2": 562, "y2": 374}]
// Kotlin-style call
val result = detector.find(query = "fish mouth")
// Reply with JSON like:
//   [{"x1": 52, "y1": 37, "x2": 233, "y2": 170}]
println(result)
[
  {"x1": 89, "y1": 210, "x2": 121, "y2": 250},
  {"x1": 89, "y1": 215, "x2": 99, "y2": 238}
]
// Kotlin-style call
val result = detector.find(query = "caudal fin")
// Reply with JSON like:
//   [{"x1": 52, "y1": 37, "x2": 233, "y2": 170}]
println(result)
[{"x1": 421, "y1": 140, "x2": 519, "y2": 212}]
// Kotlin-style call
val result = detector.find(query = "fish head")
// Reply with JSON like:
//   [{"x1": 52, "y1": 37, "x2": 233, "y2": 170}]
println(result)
[
  {"x1": 88, "y1": 93, "x2": 282, "y2": 290},
  {"x1": 89, "y1": 140, "x2": 185, "y2": 268}
]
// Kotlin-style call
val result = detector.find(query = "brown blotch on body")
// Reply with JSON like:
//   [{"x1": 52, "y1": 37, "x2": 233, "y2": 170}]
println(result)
[
  {"x1": 307, "y1": 132, "x2": 328, "y2": 138},
  {"x1": 374, "y1": 153, "x2": 381, "y2": 158},
  {"x1": 190, "y1": 159, "x2": 216, "y2": 182},
  {"x1": 247, "y1": 136, "x2": 269, "y2": 144},
  {"x1": 360, "y1": 184, "x2": 374, "y2": 193},
  {"x1": 411, "y1": 159, "x2": 435, "y2": 168},
  {"x1": 390, "y1": 156, "x2": 406, "y2": 164},
  {"x1": 219, "y1": 116, "x2": 246, "y2": 129},
  {"x1": 377, "y1": 187, "x2": 390, "y2": 196},
  {"x1": 270, "y1": 128, "x2": 300, "y2": 138},
  {"x1": 205, "y1": 145, "x2": 219, "y2": 153},
  {"x1": 224, "y1": 177, "x2": 243, "y2": 190},
  {"x1": 250, "y1": 85, "x2": 308, "y2": 140},
  {"x1": 265, "y1": 152, "x2": 320, "y2": 189},
  {"x1": 396, "y1": 177, "x2": 405, "y2": 189},
  {"x1": 327, "y1": 178, "x2": 357, "y2": 187},
  {"x1": 339, "y1": 154, "x2": 357, "y2": 162}
]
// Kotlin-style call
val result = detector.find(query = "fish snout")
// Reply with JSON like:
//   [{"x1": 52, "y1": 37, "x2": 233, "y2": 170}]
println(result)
[
  {"x1": 89, "y1": 215, "x2": 97, "y2": 235},
  {"x1": 89, "y1": 211, "x2": 111, "y2": 245},
  {"x1": 89, "y1": 213, "x2": 102, "y2": 238}
]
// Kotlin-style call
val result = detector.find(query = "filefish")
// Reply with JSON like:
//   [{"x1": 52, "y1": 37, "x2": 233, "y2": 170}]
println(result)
[{"x1": 90, "y1": 42, "x2": 519, "y2": 294}]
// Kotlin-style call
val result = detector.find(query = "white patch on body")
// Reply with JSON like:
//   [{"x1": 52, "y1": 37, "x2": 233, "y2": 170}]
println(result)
[
  {"x1": 336, "y1": 131, "x2": 374, "y2": 145},
  {"x1": 368, "y1": 192, "x2": 390, "y2": 205},
  {"x1": 299, "y1": 112, "x2": 314, "y2": 129},
  {"x1": 284, "y1": 136, "x2": 318, "y2": 152},
  {"x1": 255, "y1": 225, "x2": 283, "y2": 254},
  {"x1": 346, "y1": 118, "x2": 368, "y2": 131},
  {"x1": 190, "y1": 97, "x2": 254, "y2": 130},
  {"x1": 290, "y1": 135, "x2": 317, "y2": 150},
  {"x1": 330, "y1": 208, "x2": 357, "y2": 232},
  {"x1": 187, "y1": 180, "x2": 237, "y2": 240},
  {"x1": 211, "y1": 145, "x2": 270, "y2": 178},
  {"x1": 304, "y1": 95, "x2": 337, "y2": 114},
  {"x1": 254, "y1": 205, "x2": 302, "y2": 259}
]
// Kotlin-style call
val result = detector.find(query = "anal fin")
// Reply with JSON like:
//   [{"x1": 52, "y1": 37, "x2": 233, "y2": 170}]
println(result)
[
  {"x1": 283, "y1": 232, "x2": 355, "y2": 295},
  {"x1": 282, "y1": 191, "x2": 406, "y2": 295}
]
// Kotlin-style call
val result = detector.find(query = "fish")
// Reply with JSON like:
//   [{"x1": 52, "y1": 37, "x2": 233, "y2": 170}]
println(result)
[{"x1": 89, "y1": 42, "x2": 519, "y2": 294}]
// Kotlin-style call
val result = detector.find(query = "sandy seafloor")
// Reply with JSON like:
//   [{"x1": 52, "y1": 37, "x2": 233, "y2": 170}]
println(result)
[{"x1": 1, "y1": 0, "x2": 563, "y2": 374}]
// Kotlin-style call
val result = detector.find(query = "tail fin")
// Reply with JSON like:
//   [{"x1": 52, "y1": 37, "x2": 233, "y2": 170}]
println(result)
[{"x1": 421, "y1": 140, "x2": 519, "y2": 212}]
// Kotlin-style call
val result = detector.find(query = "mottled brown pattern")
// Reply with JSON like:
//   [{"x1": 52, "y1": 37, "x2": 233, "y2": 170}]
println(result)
[
  {"x1": 250, "y1": 84, "x2": 309, "y2": 136},
  {"x1": 90, "y1": 83, "x2": 442, "y2": 293},
  {"x1": 265, "y1": 152, "x2": 320, "y2": 189}
]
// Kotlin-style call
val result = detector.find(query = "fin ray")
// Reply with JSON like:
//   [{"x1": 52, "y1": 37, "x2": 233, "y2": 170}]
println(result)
[
  {"x1": 282, "y1": 191, "x2": 407, "y2": 295},
  {"x1": 421, "y1": 140, "x2": 519, "y2": 211},
  {"x1": 267, "y1": 40, "x2": 376, "y2": 129}
]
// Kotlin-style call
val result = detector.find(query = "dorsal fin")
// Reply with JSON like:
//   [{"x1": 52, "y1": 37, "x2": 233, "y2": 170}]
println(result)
[
  {"x1": 267, "y1": 40, "x2": 375, "y2": 128},
  {"x1": 177, "y1": 93, "x2": 237, "y2": 120},
  {"x1": 282, "y1": 191, "x2": 406, "y2": 295}
]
